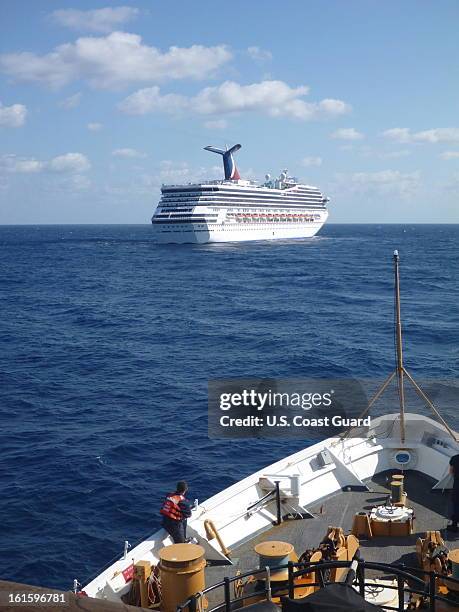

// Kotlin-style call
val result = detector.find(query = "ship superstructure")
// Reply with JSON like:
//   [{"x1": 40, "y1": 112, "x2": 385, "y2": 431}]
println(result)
[{"x1": 151, "y1": 145, "x2": 329, "y2": 243}]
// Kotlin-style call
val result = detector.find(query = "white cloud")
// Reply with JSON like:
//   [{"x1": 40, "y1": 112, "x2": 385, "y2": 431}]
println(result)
[
  {"x1": 319, "y1": 99, "x2": 350, "y2": 115},
  {"x1": 48, "y1": 153, "x2": 91, "y2": 173},
  {"x1": 112, "y1": 147, "x2": 146, "y2": 158},
  {"x1": 336, "y1": 169, "x2": 420, "y2": 198},
  {"x1": 50, "y1": 7, "x2": 139, "y2": 33},
  {"x1": 349, "y1": 169, "x2": 419, "y2": 184},
  {"x1": 142, "y1": 160, "x2": 223, "y2": 188},
  {"x1": 204, "y1": 119, "x2": 228, "y2": 130},
  {"x1": 331, "y1": 127, "x2": 364, "y2": 141},
  {"x1": 444, "y1": 172, "x2": 459, "y2": 194},
  {"x1": 119, "y1": 80, "x2": 351, "y2": 121},
  {"x1": 247, "y1": 46, "x2": 272, "y2": 61},
  {"x1": 0, "y1": 32, "x2": 232, "y2": 89},
  {"x1": 59, "y1": 92, "x2": 81, "y2": 109},
  {"x1": 157, "y1": 160, "x2": 195, "y2": 184},
  {"x1": 1, "y1": 152, "x2": 90, "y2": 174},
  {"x1": 87, "y1": 122, "x2": 103, "y2": 131},
  {"x1": 301, "y1": 156, "x2": 322, "y2": 167},
  {"x1": 382, "y1": 127, "x2": 459, "y2": 144},
  {"x1": 381, "y1": 128, "x2": 411, "y2": 143},
  {"x1": 0, "y1": 100, "x2": 27, "y2": 127},
  {"x1": 119, "y1": 86, "x2": 187, "y2": 114},
  {"x1": 47, "y1": 173, "x2": 93, "y2": 193},
  {"x1": 65, "y1": 174, "x2": 92, "y2": 190},
  {"x1": 440, "y1": 151, "x2": 459, "y2": 160},
  {"x1": 0, "y1": 154, "x2": 43, "y2": 173},
  {"x1": 379, "y1": 149, "x2": 410, "y2": 159},
  {"x1": 343, "y1": 146, "x2": 411, "y2": 159}
]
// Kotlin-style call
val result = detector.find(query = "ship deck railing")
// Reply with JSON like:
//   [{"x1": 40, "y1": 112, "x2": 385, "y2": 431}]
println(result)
[
  {"x1": 161, "y1": 180, "x2": 259, "y2": 188},
  {"x1": 177, "y1": 559, "x2": 459, "y2": 612}
]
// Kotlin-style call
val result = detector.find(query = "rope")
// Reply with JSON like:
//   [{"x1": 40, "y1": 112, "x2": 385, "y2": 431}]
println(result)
[
  {"x1": 234, "y1": 570, "x2": 256, "y2": 600},
  {"x1": 194, "y1": 591, "x2": 205, "y2": 612},
  {"x1": 147, "y1": 565, "x2": 162, "y2": 608}
]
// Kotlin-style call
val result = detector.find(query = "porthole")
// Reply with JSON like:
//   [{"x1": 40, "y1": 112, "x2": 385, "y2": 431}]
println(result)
[
  {"x1": 395, "y1": 451, "x2": 411, "y2": 465},
  {"x1": 390, "y1": 449, "x2": 417, "y2": 469}
]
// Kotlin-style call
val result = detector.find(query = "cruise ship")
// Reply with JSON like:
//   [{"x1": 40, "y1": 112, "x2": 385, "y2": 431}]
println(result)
[{"x1": 151, "y1": 144, "x2": 329, "y2": 243}]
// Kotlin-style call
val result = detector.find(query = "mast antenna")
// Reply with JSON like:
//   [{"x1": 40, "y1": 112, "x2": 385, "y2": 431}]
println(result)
[{"x1": 393, "y1": 250, "x2": 406, "y2": 442}]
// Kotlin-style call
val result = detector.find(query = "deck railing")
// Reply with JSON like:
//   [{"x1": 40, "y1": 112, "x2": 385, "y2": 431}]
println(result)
[{"x1": 177, "y1": 559, "x2": 459, "y2": 612}]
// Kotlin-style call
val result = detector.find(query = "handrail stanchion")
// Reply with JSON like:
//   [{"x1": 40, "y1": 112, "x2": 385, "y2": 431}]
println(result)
[
  {"x1": 397, "y1": 575, "x2": 404, "y2": 612},
  {"x1": 317, "y1": 562, "x2": 325, "y2": 588},
  {"x1": 189, "y1": 595, "x2": 197, "y2": 612},
  {"x1": 275, "y1": 481, "x2": 282, "y2": 525},
  {"x1": 358, "y1": 561, "x2": 365, "y2": 598},
  {"x1": 224, "y1": 577, "x2": 231, "y2": 612},
  {"x1": 288, "y1": 561, "x2": 294, "y2": 598},
  {"x1": 266, "y1": 566, "x2": 272, "y2": 602},
  {"x1": 429, "y1": 572, "x2": 436, "y2": 612}
]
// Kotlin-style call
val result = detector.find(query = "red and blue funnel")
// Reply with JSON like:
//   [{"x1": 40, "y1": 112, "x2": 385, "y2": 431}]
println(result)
[{"x1": 204, "y1": 144, "x2": 241, "y2": 180}]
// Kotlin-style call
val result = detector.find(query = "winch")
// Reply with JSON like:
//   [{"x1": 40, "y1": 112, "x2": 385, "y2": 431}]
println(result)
[{"x1": 369, "y1": 502, "x2": 414, "y2": 537}]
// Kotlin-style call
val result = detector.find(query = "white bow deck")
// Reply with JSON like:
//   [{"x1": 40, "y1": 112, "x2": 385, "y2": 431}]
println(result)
[{"x1": 84, "y1": 412, "x2": 458, "y2": 602}]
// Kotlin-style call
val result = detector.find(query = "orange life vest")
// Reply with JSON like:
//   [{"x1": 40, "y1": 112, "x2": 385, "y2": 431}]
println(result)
[{"x1": 160, "y1": 493, "x2": 185, "y2": 521}]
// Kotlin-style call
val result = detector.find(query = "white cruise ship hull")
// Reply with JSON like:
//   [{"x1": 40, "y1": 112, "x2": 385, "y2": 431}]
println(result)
[
  {"x1": 152, "y1": 216, "x2": 327, "y2": 244},
  {"x1": 151, "y1": 171, "x2": 330, "y2": 244}
]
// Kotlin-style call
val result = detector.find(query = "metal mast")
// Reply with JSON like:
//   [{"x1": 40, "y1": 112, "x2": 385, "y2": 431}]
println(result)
[
  {"x1": 394, "y1": 250, "x2": 406, "y2": 443},
  {"x1": 341, "y1": 250, "x2": 457, "y2": 444}
]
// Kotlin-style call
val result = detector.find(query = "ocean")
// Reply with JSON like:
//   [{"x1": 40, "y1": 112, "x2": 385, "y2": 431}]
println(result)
[{"x1": 0, "y1": 224, "x2": 458, "y2": 589}]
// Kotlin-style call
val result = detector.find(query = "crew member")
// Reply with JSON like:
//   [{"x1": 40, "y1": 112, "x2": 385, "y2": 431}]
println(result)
[
  {"x1": 447, "y1": 454, "x2": 459, "y2": 532},
  {"x1": 160, "y1": 481, "x2": 192, "y2": 543}
]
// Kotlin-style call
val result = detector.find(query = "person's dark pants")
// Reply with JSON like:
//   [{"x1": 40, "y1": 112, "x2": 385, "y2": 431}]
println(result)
[
  {"x1": 162, "y1": 517, "x2": 187, "y2": 543},
  {"x1": 451, "y1": 488, "x2": 459, "y2": 524}
]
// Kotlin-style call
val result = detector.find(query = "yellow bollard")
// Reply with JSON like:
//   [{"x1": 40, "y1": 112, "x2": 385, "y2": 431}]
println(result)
[{"x1": 159, "y1": 544, "x2": 206, "y2": 612}]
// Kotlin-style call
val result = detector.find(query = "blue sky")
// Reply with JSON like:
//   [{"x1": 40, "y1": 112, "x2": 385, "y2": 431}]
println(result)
[{"x1": 0, "y1": 1, "x2": 458, "y2": 224}]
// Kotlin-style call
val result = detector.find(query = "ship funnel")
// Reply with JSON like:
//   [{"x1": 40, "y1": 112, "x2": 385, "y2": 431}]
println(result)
[{"x1": 204, "y1": 144, "x2": 241, "y2": 180}]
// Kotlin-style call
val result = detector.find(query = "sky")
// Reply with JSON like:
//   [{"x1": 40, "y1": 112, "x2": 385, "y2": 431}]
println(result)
[{"x1": 0, "y1": 0, "x2": 458, "y2": 224}]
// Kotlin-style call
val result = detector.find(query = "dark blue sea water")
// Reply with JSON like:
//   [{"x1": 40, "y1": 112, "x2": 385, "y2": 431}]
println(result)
[{"x1": 0, "y1": 224, "x2": 458, "y2": 589}]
